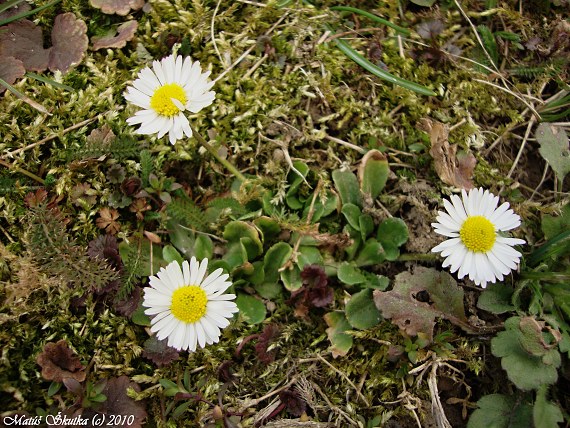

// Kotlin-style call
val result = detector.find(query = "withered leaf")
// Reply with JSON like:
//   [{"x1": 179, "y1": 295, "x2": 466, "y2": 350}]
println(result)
[
  {"x1": 254, "y1": 324, "x2": 280, "y2": 364},
  {"x1": 142, "y1": 337, "x2": 180, "y2": 367},
  {"x1": 95, "y1": 376, "x2": 147, "y2": 427},
  {"x1": 87, "y1": 124, "x2": 116, "y2": 146},
  {"x1": 373, "y1": 266, "x2": 468, "y2": 342},
  {"x1": 36, "y1": 340, "x2": 86, "y2": 383},
  {"x1": 96, "y1": 207, "x2": 121, "y2": 235},
  {"x1": 48, "y1": 13, "x2": 88, "y2": 74},
  {"x1": 114, "y1": 286, "x2": 142, "y2": 317},
  {"x1": 0, "y1": 20, "x2": 50, "y2": 72},
  {"x1": 279, "y1": 389, "x2": 307, "y2": 417},
  {"x1": 290, "y1": 265, "x2": 333, "y2": 313},
  {"x1": 92, "y1": 20, "x2": 138, "y2": 51},
  {"x1": 88, "y1": 234, "x2": 122, "y2": 269},
  {"x1": 89, "y1": 0, "x2": 144, "y2": 16},
  {"x1": 0, "y1": 0, "x2": 31, "y2": 21},
  {"x1": 0, "y1": 56, "x2": 25, "y2": 94},
  {"x1": 418, "y1": 118, "x2": 476, "y2": 190}
]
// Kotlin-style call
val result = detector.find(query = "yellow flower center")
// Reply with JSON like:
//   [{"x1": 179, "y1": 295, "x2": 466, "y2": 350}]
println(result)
[
  {"x1": 460, "y1": 216, "x2": 496, "y2": 253},
  {"x1": 150, "y1": 83, "x2": 187, "y2": 117},
  {"x1": 170, "y1": 286, "x2": 207, "y2": 323}
]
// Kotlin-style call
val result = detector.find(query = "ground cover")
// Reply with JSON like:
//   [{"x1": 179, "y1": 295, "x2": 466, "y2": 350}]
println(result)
[{"x1": 0, "y1": 0, "x2": 568, "y2": 426}]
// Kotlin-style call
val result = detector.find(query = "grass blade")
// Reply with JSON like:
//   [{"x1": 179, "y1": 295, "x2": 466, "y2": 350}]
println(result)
[
  {"x1": 25, "y1": 72, "x2": 75, "y2": 92},
  {"x1": 330, "y1": 6, "x2": 411, "y2": 36},
  {"x1": 328, "y1": 32, "x2": 436, "y2": 96}
]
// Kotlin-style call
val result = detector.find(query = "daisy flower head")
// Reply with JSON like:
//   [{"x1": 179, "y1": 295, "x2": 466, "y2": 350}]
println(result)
[
  {"x1": 143, "y1": 257, "x2": 238, "y2": 352},
  {"x1": 431, "y1": 188, "x2": 526, "y2": 288},
  {"x1": 124, "y1": 54, "x2": 215, "y2": 145}
]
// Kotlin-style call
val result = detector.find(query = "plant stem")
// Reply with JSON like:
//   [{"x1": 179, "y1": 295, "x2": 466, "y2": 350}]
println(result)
[
  {"x1": 190, "y1": 125, "x2": 247, "y2": 182},
  {"x1": 397, "y1": 253, "x2": 439, "y2": 262},
  {"x1": 0, "y1": 159, "x2": 44, "y2": 184}
]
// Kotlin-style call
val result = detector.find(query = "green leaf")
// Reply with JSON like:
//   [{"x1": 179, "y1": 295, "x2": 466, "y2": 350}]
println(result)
[
  {"x1": 254, "y1": 216, "x2": 281, "y2": 243},
  {"x1": 358, "y1": 149, "x2": 390, "y2": 200},
  {"x1": 374, "y1": 266, "x2": 467, "y2": 342},
  {"x1": 236, "y1": 294, "x2": 266, "y2": 324},
  {"x1": 477, "y1": 25, "x2": 499, "y2": 66},
  {"x1": 345, "y1": 289, "x2": 382, "y2": 329},
  {"x1": 162, "y1": 245, "x2": 183, "y2": 265},
  {"x1": 262, "y1": 242, "x2": 293, "y2": 286},
  {"x1": 281, "y1": 265, "x2": 303, "y2": 291},
  {"x1": 536, "y1": 123, "x2": 570, "y2": 181},
  {"x1": 491, "y1": 317, "x2": 560, "y2": 390},
  {"x1": 355, "y1": 239, "x2": 386, "y2": 266},
  {"x1": 467, "y1": 394, "x2": 533, "y2": 428},
  {"x1": 303, "y1": 190, "x2": 339, "y2": 222},
  {"x1": 255, "y1": 281, "x2": 282, "y2": 299},
  {"x1": 359, "y1": 214, "x2": 375, "y2": 240},
  {"x1": 377, "y1": 218, "x2": 409, "y2": 247},
  {"x1": 48, "y1": 382, "x2": 62, "y2": 397},
  {"x1": 194, "y1": 235, "x2": 213, "y2": 260},
  {"x1": 223, "y1": 242, "x2": 249, "y2": 271},
  {"x1": 377, "y1": 217, "x2": 408, "y2": 260},
  {"x1": 172, "y1": 401, "x2": 192, "y2": 419},
  {"x1": 477, "y1": 284, "x2": 515, "y2": 314},
  {"x1": 286, "y1": 161, "x2": 310, "y2": 209},
  {"x1": 324, "y1": 312, "x2": 353, "y2": 357},
  {"x1": 131, "y1": 303, "x2": 151, "y2": 327},
  {"x1": 223, "y1": 221, "x2": 263, "y2": 259},
  {"x1": 341, "y1": 203, "x2": 362, "y2": 230},
  {"x1": 337, "y1": 262, "x2": 368, "y2": 285},
  {"x1": 332, "y1": 169, "x2": 362, "y2": 207},
  {"x1": 533, "y1": 385, "x2": 563, "y2": 428},
  {"x1": 541, "y1": 203, "x2": 570, "y2": 240}
]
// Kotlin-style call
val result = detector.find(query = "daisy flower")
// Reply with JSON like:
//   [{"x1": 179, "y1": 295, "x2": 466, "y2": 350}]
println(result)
[
  {"x1": 431, "y1": 188, "x2": 525, "y2": 288},
  {"x1": 124, "y1": 54, "x2": 215, "y2": 145},
  {"x1": 143, "y1": 258, "x2": 238, "y2": 352}
]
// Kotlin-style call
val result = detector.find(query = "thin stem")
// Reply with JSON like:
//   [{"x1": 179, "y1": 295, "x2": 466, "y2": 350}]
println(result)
[
  {"x1": 397, "y1": 253, "x2": 439, "y2": 262},
  {"x1": 0, "y1": 159, "x2": 44, "y2": 184},
  {"x1": 190, "y1": 125, "x2": 247, "y2": 182}
]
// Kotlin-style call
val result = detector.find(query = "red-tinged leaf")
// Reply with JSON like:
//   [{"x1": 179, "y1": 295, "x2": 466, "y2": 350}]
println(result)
[
  {"x1": 92, "y1": 20, "x2": 138, "y2": 50},
  {"x1": 254, "y1": 324, "x2": 280, "y2": 364},
  {"x1": 0, "y1": 56, "x2": 25, "y2": 94},
  {"x1": 142, "y1": 337, "x2": 180, "y2": 367},
  {"x1": 23, "y1": 188, "x2": 48, "y2": 207},
  {"x1": 0, "y1": 20, "x2": 50, "y2": 72},
  {"x1": 89, "y1": 0, "x2": 144, "y2": 16},
  {"x1": 48, "y1": 13, "x2": 88, "y2": 74},
  {"x1": 279, "y1": 389, "x2": 306, "y2": 417},
  {"x1": 36, "y1": 340, "x2": 86, "y2": 383},
  {"x1": 0, "y1": 0, "x2": 31, "y2": 21}
]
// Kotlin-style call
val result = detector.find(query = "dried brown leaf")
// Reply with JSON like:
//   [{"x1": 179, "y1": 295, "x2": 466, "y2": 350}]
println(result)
[
  {"x1": 0, "y1": 0, "x2": 30, "y2": 21},
  {"x1": 89, "y1": 0, "x2": 144, "y2": 16},
  {"x1": 95, "y1": 376, "x2": 147, "y2": 427},
  {"x1": 0, "y1": 20, "x2": 50, "y2": 72},
  {"x1": 0, "y1": 56, "x2": 25, "y2": 94},
  {"x1": 36, "y1": 340, "x2": 86, "y2": 383},
  {"x1": 418, "y1": 118, "x2": 476, "y2": 189},
  {"x1": 92, "y1": 20, "x2": 138, "y2": 50},
  {"x1": 48, "y1": 13, "x2": 88, "y2": 74},
  {"x1": 87, "y1": 124, "x2": 116, "y2": 145},
  {"x1": 96, "y1": 207, "x2": 121, "y2": 235}
]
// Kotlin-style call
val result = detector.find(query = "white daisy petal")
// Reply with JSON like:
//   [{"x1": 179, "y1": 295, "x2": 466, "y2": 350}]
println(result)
[
  {"x1": 124, "y1": 54, "x2": 215, "y2": 145},
  {"x1": 142, "y1": 259, "x2": 237, "y2": 352},
  {"x1": 432, "y1": 188, "x2": 525, "y2": 287}
]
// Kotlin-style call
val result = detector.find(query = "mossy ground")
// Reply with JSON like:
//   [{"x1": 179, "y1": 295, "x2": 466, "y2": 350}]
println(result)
[{"x1": 0, "y1": 0, "x2": 568, "y2": 427}]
